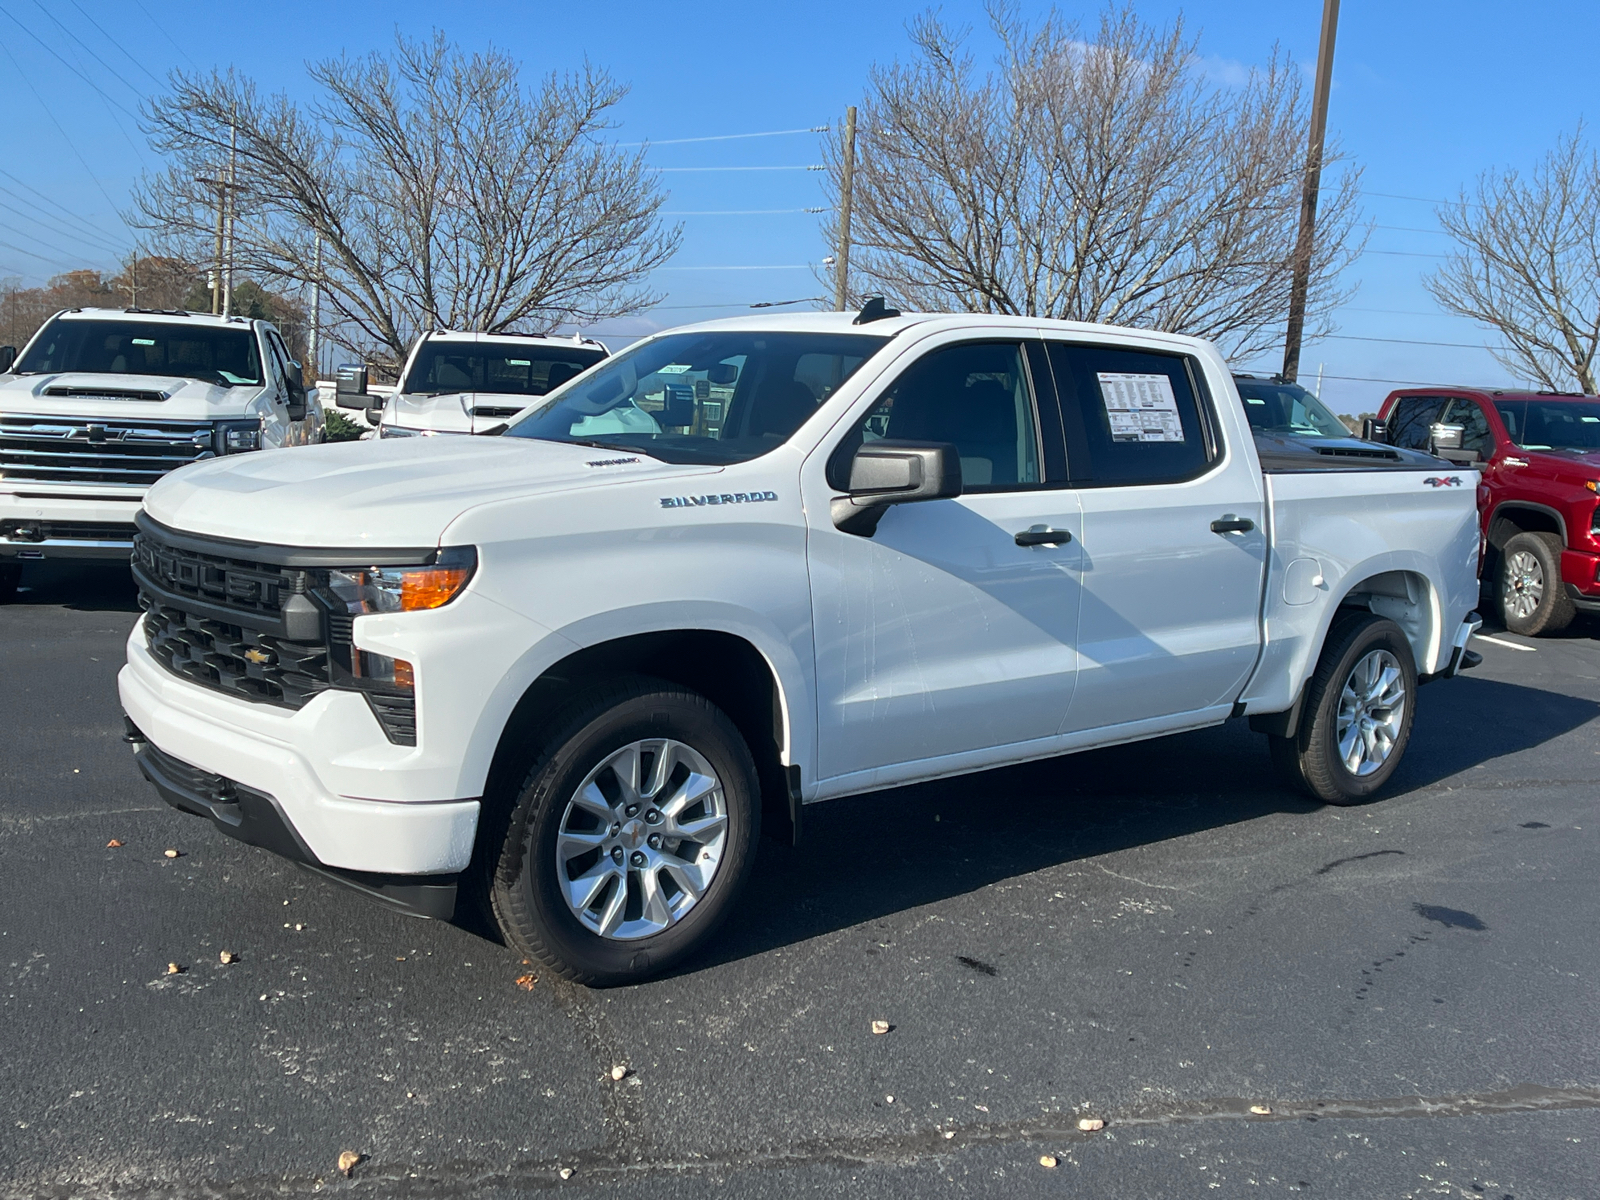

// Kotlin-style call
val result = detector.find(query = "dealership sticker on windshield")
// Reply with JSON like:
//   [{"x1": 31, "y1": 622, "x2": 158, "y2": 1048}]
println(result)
[{"x1": 1097, "y1": 372, "x2": 1185, "y2": 443}]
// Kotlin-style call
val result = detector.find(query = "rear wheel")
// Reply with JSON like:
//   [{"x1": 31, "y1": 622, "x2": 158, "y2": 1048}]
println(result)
[
  {"x1": 1269, "y1": 612, "x2": 1417, "y2": 806},
  {"x1": 488, "y1": 677, "x2": 760, "y2": 986},
  {"x1": 1500, "y1": 531, "x2": 1574, "y2": 636},
  {"x1": 0, "y1": 564, "x2": 20, "y2": 603}
]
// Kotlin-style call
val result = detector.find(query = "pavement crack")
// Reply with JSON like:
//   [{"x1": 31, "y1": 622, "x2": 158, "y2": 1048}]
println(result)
[
  {"x1": 543, "y1": 978, "x2": 651, "y2": 1157},
  {"x1": 20, "y1": 1082, "x2": 1594, "y2": 1198}
]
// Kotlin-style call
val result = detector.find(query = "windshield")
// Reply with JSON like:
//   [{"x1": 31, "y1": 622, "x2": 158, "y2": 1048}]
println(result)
[
  {"x1": 1234, "y1": 378, "x2": 1350, "y2": 439},
  {"x1": 13, "y1": 317, "x2": 264, "y2": 386},
  {"x1": 1494, "y1": 399, "x2": 1600, "y2": 451},
  {"x1": 504, "y1": 330, "x2": 891, "y2": 464},
  {"x1": 400, "y1": 339, "x2": 606, "y2": 398}
]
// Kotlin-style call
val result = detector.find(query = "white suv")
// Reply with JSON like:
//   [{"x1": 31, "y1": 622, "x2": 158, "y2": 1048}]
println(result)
[
  {"x1": 119, "y1": 308, "x2": 1481, "y2": 985},
  {"x1": 377, "y1": 330, "x2": 607, "y2": 438}
]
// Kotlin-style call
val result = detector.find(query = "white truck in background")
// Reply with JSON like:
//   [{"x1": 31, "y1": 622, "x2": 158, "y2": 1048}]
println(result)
[
  {"x1": 330, "y1": 330, "x2": 608, "y2": 438},
  {"x1": 0, "y1": 307, "x2": 323, "y2": 600},
  {"x1": 119, "y1": 308, "x2": 1482, "y2": 985}
]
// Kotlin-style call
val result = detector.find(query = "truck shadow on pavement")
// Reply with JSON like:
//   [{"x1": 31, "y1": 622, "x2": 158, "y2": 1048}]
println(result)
[
  {"x1": 688, "y1": 673, "x2": 1599, "y2": 974},
  {"x1": 7, "y1": 562, "x2": 139, "y2": 613}
]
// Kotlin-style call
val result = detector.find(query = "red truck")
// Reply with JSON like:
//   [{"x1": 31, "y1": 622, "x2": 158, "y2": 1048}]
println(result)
[{"x1": 1372, "y1": 388, "x2": 1600, "y2": 635}]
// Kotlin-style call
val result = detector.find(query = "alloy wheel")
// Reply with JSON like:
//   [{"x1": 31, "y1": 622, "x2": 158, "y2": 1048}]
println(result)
[
  {"x1": 554, "y1": 738, "x2": 729, "y2": 940},
  {"x1": 1505, "y1": 549, "x2": 1544, "y2": 620},
  {"x1": 1334, "y1": 648, "x2": 1406, "y2": 777}
]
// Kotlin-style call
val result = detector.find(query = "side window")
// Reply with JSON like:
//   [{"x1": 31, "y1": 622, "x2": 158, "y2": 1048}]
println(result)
[
  {"x1": 843, "y1": 341, "x2": 1041, "y2": 491},
  {"x1": 1045, "y1": 342, "x2": 1213, "y2": 485},
  {"x1": 1388, "y1": 397, "x2": 1447, "y2": 450},
  {"x1": 1442, "y1": 398, "x2": 1494, "y2": 456}
]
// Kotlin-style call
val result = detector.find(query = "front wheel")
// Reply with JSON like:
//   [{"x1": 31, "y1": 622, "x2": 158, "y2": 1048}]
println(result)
[
  {"x1": 488, "y1": 677, "x2": 760, "y2": 986},
  {"x1": 1500, "y1": 531, "x2": 1574, "y2": 636},
  {"x1": 1269, "y1": 612, "x2": 1417, "y2": 805}
]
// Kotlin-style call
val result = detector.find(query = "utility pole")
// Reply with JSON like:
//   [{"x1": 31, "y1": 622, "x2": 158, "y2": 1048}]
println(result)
[
  {"x1": 833, "y1": 106, "x2": 857, "y2": 312},
  {"x1": 202, "y1": 178, "x2": 226, "y2": 314},
  {"x1": 223, "y1": 120, "x2": 238, "y2": 318},
  {"x1": 1281, "y1": 0, "x2": 1340, "y2": 384},
  {"x1": 309, "y1": 234, "x2": 322, "y2": 376}
]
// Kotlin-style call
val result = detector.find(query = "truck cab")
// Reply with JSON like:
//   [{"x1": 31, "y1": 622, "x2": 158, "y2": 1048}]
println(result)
[
  {"x1": 1375, "y1": 387, "x2": 1600, "y2": 635},
  {"x1": 373, "y1": 330, "x2": 608, "y2": 439},
  {"x1": 0, "y1": 307, "x2": 322, "y2": 600}
]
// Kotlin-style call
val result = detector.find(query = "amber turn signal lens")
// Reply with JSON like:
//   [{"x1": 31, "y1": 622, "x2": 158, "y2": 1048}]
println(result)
[
  {"x1": 400, "y1": 568, "x2": 471, "y2": 611},
  {"x1": 393, "y1": 659, "x2": 414, "y2": 689}
]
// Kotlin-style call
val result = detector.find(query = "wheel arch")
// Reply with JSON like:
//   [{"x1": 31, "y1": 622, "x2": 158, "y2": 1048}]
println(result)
[
  {"x1": 1487, "y1": 501, "x2": 1567, "y2": 550},
  {"x1": 476, "y1": 624, "x2": 802, "y2": 849}
]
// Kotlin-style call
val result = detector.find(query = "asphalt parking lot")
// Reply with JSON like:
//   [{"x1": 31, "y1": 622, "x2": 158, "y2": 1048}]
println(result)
[{"x1": 3, "y1": 562, "x2": 1597, "y2": 1199}]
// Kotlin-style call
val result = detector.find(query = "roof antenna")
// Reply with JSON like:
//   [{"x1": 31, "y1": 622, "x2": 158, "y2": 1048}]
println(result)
[{"x1": 853, "y1": 296, "x2": 900, "y2": 325}]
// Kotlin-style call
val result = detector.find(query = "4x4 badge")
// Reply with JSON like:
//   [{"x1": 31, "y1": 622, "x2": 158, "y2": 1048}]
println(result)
[{"x1": 1422, "y1": 476, "x2": 1463, "y2": 488}]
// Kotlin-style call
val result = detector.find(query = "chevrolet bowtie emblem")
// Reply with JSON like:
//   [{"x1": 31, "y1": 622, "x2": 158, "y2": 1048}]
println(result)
[{"x1": 242, "y1": 648, "x2": 272, "y2": 665}]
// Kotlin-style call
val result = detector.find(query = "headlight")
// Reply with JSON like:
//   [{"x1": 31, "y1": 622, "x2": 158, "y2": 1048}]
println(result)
[
  {"x1": 323, "y1": 546, "x2": 478, "y2": 614},
  {"x1": 216, "y1": 419, "x2": 262, "y2": 453},
  {"x1": 380, "y1": 424, "x2": 428, "y2": 438}
]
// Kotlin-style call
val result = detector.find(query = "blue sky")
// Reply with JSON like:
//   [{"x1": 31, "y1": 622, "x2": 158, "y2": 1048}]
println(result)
[{"x1": 0, "y1": 0, "x2": 1593, "y2": 416}]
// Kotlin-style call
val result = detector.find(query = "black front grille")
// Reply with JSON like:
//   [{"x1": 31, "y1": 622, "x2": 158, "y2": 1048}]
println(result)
[
  {"x1": 133, "y1": 529, "x2": 294, "y2": 620},
  {"x1": 0, "y1": 414, "x2": 214, "y2": 485},
  {"x1": 1, "y1": 519, "x2": 136, "y2": 543},
  {"x1": 142, "y1": 601, "x2": 330, "y2": 707}
]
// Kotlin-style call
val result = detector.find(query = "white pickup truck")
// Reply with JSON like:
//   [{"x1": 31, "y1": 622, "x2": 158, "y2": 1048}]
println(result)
[
  {"x1": 0, "y1": 307, "x2": 322, "y2": 599},
  {"x1": 370, "y1": 329, "x2": 608, "y2": 438},
  {"x1": 118, "y1": 308, "x2": 1481, "y2": 985}
]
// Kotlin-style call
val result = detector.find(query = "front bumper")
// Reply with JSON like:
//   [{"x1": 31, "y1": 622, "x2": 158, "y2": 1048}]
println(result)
[
  {"x1": 119, "y1": 630, "x2": 480, "y2": 877},
  {"x1": 0, "y1": 489, "x2": 141, "y2": 561}
]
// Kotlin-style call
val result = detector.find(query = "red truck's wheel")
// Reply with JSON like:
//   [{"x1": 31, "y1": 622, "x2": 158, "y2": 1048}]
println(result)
[
  {"x1": 1269, "y1": 612, "x2": 1416, "y2": 805},
  {"x1": 487, "y1": 676, "x2": 761, "y2": 986},
  {"x1": 1499, "y1": 531, "x2": 1575, "y2": 636}
]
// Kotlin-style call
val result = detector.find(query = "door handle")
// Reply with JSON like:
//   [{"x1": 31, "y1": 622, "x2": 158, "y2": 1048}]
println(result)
[
  {"x1": 1210, "y1": 515, "x2": 1255, "y2": 534},
  {"x1": 1015, "y1": 527, "x2": 1072, "y2": 547}
]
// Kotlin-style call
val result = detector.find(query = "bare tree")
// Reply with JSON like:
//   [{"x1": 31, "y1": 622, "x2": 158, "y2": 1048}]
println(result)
[
  {"x1": 1428, "y1": 131, "x2": 1600, "y2": 393},
  {"x1": 822, "y1": 3, "x2": 1365, "y2": 360},
  {"x1": 134, "y1": 33, "x2": 680, "y2": 370}
]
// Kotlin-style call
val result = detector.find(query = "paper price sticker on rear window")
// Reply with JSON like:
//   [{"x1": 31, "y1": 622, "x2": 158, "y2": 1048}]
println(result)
[{"x1": 1096, "y1": 372, "x2": 1185, "y2": 443}]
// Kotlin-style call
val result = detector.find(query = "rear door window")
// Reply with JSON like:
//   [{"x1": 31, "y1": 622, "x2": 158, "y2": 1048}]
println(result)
[
  {"x1": 1387, "y1": 397, "x2": 1448, "y2": 450},
  {"x1": 1044, "y1": 342, "x2": 1215, "y2": 485}
]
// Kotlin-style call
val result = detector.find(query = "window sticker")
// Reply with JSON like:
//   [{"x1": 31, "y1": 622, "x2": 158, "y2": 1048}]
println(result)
[{"x1": 1096, "y1": 372, "x2": 1185, "y2": 443}]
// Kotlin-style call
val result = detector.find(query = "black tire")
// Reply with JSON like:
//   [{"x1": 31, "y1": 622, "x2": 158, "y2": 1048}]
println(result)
[
  {"x1": 1500, "y1": 531, "x2": 1574, "y2": 636},
  {"x1": 487, "y1": 676, "x2": 761, "y2": 986},
  {"x1": 0, "y1": 564, "x2": 20, "y2": 603},
  {"x1": 1269, "y1": 612, "x2": 1417, "y2": 806}
]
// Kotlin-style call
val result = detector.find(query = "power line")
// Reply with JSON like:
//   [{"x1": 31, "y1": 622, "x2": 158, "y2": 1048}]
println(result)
[
  {"x1": 31, "y1": 0, "x2": 144, "y2": 97},
  {"x1": 0, "y1": 40, "x2": 132, "y2": 236},
  {"x1": 0, "y1": 2, "x2": 141, "y2": 120},
  {"x1": 0, "y1": 186, "x2": 125, "y2": 254},
  {"x1": 0, "y1": 216, "x2": 122, "y2": 262},
  {"x1": 0, "y1": 238, "x2": 84, "y2": 271},
  {"x1": 618, "y1": 126, "x2": 829, "y2": 147},
  {"x1": 657, "y1": 264, "x2": 816, "y2": 271},
  {"x1": 1362, "y1": 248, "x2": 1447, "y2": 259},
  {"x1": 662, "y1": 208, "x2": 829, "y2": 215},
  {"x1": 0, "y1": 170, "x2": 122, "y2": 242},
  {"x1": 1373, "y1": 223, "x2": 1450, "y2": 235},
  {"x1": 67, "y1": 0, "x2": 167, "y2": 88},
  {"x1": 129, "y1": 0, "x2": 195, "y2": 68},
  {"x1": 1319, "y1": 332, "x2": 1499, "y2": 350},
  {"x1": 656, "y1": 165, "x2": 825, "y2": 173}
]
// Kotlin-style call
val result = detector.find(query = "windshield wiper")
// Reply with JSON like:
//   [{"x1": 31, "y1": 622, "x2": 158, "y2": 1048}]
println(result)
[{"x1": 565, "y1": 438, "x2": 659, "y2": 458}]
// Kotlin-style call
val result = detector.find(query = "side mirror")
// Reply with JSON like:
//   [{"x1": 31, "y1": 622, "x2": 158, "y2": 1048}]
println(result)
[
  {"x1": 285, "y1": 363, "x2": 307, "y2": 422},
  {"x1": 1361, "y1": 417, "x2": 1388, "y2": 443},
  {"x1": 1429, "y1": 422, "x2": 1464, "y2": 453},
  {"x1": 830, "y1": 439, "x2": 963, "y2": 536},
  {"x1": 335, "y1": 362, "x2": 370, "y2": 410},
  {"x1": 0, "y1": 346, "x2": 15, "y2": 373}
]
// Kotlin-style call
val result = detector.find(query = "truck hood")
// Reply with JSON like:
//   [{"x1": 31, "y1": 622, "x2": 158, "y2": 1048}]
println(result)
[
  {"x1": 143, "y1": 435, "x2": 718, "y2": 549},
  {"x1": 0, "y1": 371, "x2": 264, "y2": 419},
  {"x1": 387, "y1": 391, "x2": 538, "y2": 435}
]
